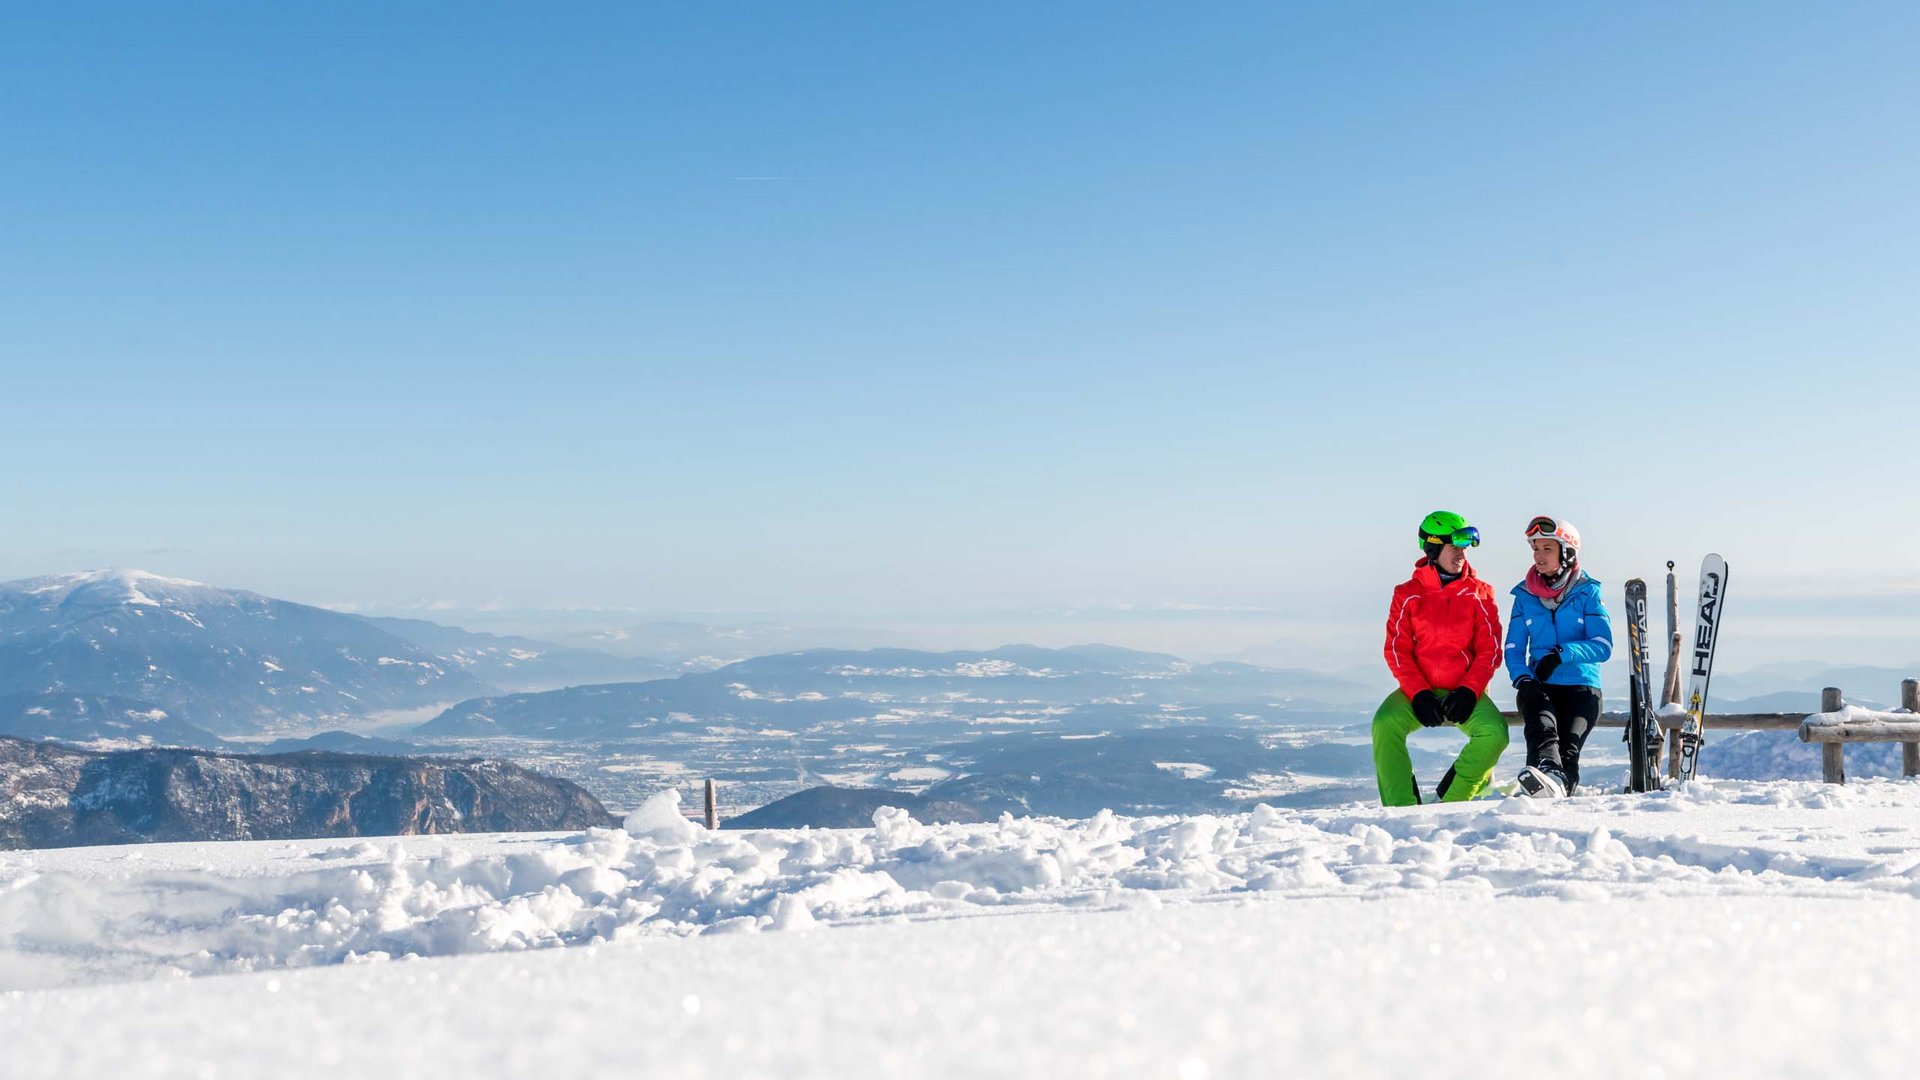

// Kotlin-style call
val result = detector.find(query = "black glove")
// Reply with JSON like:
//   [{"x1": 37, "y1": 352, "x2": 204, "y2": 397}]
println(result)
[
  {"x1": 1442, "y1": 687, "x2": 1478, "y2": 724},
  {"x1": 1411, "y1": 689, "x2": 1445, "y2": 728},
  {"x1": 1513, "y1": 676, "x2": 1548, "y2": 714},
  {"x1": 1533, "y1": 649, "x2": 1562, "y2": 681}
]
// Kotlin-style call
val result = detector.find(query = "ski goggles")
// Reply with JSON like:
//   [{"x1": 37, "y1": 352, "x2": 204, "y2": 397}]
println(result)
[
  {"x1": 1423, "y1": 526, "x2": 1480, "y2": 549},
  {"x1": 1525, "y1": 516, "x2": 1560, "y2": 539}
]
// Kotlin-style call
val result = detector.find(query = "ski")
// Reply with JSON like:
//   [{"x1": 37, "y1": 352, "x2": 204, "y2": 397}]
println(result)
[
  {"x1": 1623, "y1": 578, "x2": 1663, "y2": 792},
  {"x1": 1673, "y1": 554, "x2": 1729, "y2": 782}
]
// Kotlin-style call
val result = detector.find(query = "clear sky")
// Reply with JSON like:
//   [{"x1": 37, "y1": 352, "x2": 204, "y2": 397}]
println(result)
[{"x1": 6, "y1": 3, "x2": 1920, "y2": 670}]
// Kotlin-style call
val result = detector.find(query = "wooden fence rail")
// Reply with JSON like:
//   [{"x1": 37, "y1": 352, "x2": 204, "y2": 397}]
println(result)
[
  {"x1": 1498, "y1": 711, "x2": 1802, "y2": 730},
  {"x1": 1797, "y1": 681, "x2": 1920, "y2": 784},
  {"x1": 1497, "y1": 679, "x2": 1920, "y2": 785}
]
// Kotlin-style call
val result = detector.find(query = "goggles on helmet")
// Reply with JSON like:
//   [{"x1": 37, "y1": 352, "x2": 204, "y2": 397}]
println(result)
[
  {"x1": 1424, "y1": 526, "x2": 1480, "y2": 549},
  {"x1": 1525, "y1": 516, "x2": 1559, "y2": 538}
]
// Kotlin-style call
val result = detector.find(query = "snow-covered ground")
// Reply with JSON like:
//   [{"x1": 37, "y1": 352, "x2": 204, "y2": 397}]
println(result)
[{"x1": 5, "y1": 780, "x2": 1920, "y2": 1077}]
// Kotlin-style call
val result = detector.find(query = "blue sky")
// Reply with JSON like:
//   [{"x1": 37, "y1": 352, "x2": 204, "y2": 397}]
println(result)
[{"x1": 5, "y1": 3, "x2": 1920, "y2": 668}]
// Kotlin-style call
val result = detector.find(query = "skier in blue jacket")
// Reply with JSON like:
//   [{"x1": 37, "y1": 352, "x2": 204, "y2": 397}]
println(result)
[{"x1": 1504, "y1": 516, "x2": 1612, "y2": 798}]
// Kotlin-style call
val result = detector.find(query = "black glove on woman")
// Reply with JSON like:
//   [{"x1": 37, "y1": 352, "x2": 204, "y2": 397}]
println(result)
[{"x1": 1533, "y1": 649, "x2": 1563, "y2": 681}]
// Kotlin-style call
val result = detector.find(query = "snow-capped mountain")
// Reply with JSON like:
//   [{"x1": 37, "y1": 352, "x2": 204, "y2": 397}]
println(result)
[{"x1": 0, "y1": 570, "x2": 492, "y2": 735}]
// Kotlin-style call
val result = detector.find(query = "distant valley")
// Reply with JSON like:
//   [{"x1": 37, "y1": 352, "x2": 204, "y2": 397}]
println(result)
[{"x1": 1, "y1": 568, "x2": 1903, "y2": 831}]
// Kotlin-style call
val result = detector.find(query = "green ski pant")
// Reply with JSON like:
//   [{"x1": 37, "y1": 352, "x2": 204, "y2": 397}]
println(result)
[{"x1": 1372, "y1": 689, "x2": 1510, "y2": 806}]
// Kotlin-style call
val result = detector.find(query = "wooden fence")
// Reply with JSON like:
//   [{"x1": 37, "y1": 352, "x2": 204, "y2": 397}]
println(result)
[
  {"x1": 1500, "y1": 679, "x2": 1920, "y2": 785},
  {"x1": 1798, "y1": 681, "x2": 1920, "y2": 784}
]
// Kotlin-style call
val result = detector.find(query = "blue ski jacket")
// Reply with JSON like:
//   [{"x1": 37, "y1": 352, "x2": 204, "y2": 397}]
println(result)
[{"x1": 1503, "y1": 574, "x2": 1613, "y2": 688}]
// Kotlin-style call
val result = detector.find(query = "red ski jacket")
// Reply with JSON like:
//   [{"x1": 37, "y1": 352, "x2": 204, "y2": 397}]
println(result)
[{"x1": 1382, "y1": 558, "x2": 1503, "y2": 699}]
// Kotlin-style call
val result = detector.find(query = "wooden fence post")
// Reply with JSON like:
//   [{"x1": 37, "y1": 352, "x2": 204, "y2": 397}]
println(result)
[
  {"x1": 704, "y1": 778, "x2": 719, "y2": 829},
  {"x1": 1662, "y1": 561, "x2": 1683, "y2": 707},
  {"x1": 1903, "y1": 680, "x2": 1920, "y2": 779},
  {"x1": 1821, "y1": 687, "x2": 1845, "y2": 784}
]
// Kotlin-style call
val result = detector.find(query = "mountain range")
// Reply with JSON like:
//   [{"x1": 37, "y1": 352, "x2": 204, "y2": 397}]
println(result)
[
  {"x1": 0, "y1": 571, "x2": 489, "y2": 735},
  {"x1": 0, "y1": 570, "x2": 674, "y2": 739},
  {"x1": 359, "y1": 616, "x2": 676, "y2": 690},
  {"x1": 414, "y1": 644, "x2": 1380, "y2": 739},
  {"x1": 3, "y1": 568, "x2": 1911, "y2": 829}
]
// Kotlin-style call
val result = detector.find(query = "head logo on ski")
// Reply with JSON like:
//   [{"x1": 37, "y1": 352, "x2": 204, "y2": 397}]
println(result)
[
  {"x1": 1674, "y1": 554, "x2": 1728, "y2": 783},
  {"x1": 1623, "y1": 578, "x2": 1662, "y2": 792}
]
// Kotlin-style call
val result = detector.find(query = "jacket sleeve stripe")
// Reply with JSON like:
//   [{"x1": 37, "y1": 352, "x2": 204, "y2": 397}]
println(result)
[{"x1": 1385, "y1": 592, "x2": 1427, "y2": 696}]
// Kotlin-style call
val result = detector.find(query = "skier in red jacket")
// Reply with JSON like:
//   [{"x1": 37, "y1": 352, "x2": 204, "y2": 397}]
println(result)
[{"x1": 1372, "y1": 510, "x2": 1510, "y2": 805}]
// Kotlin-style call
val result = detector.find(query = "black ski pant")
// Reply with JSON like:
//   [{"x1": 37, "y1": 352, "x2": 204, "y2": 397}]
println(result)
[{"x1": 1516, "y1": 683, "x2": 1602, "y2": 793}]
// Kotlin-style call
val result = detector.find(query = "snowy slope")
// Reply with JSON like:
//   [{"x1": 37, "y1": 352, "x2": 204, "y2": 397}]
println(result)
[
  {"x1": 4, "y1": 780, "x2": 1920, "y2": 1077},
  {"x1": 5, "y1": 895, "x2": 1916, "y2": 1080}
]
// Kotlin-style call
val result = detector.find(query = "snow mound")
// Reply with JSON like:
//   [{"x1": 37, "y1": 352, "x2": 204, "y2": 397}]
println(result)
[{"x1": 6, "y1": 778, "x2": 1920, "y2": 988}]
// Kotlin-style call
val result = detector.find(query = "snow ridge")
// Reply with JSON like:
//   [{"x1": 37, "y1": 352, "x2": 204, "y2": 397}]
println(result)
[
  {"x1": 6, "y1": 778, "x2": 1920, "y2": 989},
  {"x1": 8, "y1": 569, "x2": 233, "y2": 607}
]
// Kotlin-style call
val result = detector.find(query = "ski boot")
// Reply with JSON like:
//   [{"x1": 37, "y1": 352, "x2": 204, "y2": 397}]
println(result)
[{"x1": 1514, "y1": 765, "x2": 1567, "y2": 799}]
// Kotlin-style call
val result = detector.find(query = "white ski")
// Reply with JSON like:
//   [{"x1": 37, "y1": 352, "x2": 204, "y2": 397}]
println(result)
[{"x1": 1674, "y1": 553, "x2": 1728, "y2": 782}]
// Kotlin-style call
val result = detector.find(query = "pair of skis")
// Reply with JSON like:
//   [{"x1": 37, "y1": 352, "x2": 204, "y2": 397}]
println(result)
[
  {"x1": 1625, "y1": 554, "x2": 1727, "y2": 791},
  {"x1": 1623, "y1": 578, "x2": 1663, "y2": 792}
]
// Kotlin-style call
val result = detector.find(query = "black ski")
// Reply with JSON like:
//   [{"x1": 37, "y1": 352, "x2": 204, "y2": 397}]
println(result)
[{"x1": 1623, "y1": 578, "x2": 1663, "y2": 792}]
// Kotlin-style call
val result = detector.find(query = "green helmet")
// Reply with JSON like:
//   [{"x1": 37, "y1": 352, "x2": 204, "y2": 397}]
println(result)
[{"x1": 1418, "y1": 510, "x2": 1480, "y2": 551}]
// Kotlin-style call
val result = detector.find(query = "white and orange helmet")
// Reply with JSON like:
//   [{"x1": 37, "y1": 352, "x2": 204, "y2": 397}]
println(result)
[{"x1": 1525, "y1": 515, "x2": 1581, "y2": 565}]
